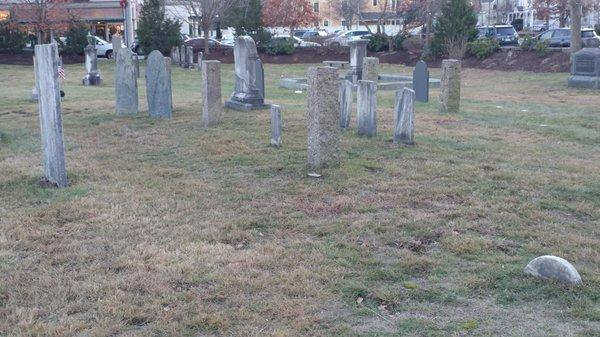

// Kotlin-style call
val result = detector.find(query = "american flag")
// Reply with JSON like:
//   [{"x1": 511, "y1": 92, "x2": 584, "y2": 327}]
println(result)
[{"x1": 57, "y1": 65, "x2": 66, "y2": 80}]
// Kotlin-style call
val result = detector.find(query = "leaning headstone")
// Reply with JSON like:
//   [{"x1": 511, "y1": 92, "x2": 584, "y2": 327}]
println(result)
[
  {"x1": 225, "y1": 36, "x2": 268, "y2": 111},
  {"x1": 112, "y1": 35, "x2": 122, "y2": 58},
  {"x1": 256, "y1": 58, "x2": 265, "y2": 102},
  {"x1": 185, "y1": 46, "x2": 194, "y2": 68},
  {"x1": 339, "y1": 79, "x2": 353, "y2": 129},
  {"x1": 307, "y1": 67, "x2": 341, "y2": 170},
  {"x1": 439, "y1": 59, "x2": 461, "y2": 113},
  {"x1": 170, "y1": 46, "x2": 180, "y2": 65},
  {"x1": 201, "y1": 60, "x2": 222, "y2": 127},
  {"x1": 568, "y1": 48, "x2": 600, "y2": 89},
  {"x1": 413, "y1": 60, "x2": 429, "y2": 102},
  {"x1": 196, "y1": 51, "x2": 204, "y2": 71},
  {"x1": 82, "y1": 40, "x2": 102, "y2": 86},
  {"x1": 115, "y1": 48, "x2": 138, "y2": 115},
  {"x1": 524, "y1": 255, "x2": 582, "y2": 284},
  {"x1": 393, "y1": 88, "x2": 415, "y2": 146},
  {"x1": 34, "y1": 43, "x2": 67, "y2": 187},
  {"x1": 146, "y1": 50, "x2": 172, "y2": 118},
  {"x1": 346, "y1": 40, "x2": 368, "y2": 82},
  {"x1": 270, "y1": 104, "x2": 282, "y2": 147},
  {"x1": 357, "y1": 80, "x2": 377, "y2": 137},
  {"x1": 362, "y1": 57, "x2": 379, "y2": 82}
]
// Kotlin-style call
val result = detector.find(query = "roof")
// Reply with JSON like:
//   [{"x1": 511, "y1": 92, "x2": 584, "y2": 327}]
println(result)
[{"x1": 359, "y1": 12, "x2": 403, "y2": 21}]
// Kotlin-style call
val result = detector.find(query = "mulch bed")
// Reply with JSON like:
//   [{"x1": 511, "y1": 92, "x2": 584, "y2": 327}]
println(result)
[{"x1": 0, "y1": 47, "x2": 572, "y2": 72}]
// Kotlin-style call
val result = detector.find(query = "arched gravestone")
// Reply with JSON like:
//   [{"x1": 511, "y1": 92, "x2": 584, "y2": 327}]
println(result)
[
  {"x1": 145, "y1": 50, "x2": 173, "y2": 118},
  {"x1": 413, "y1": 60, "x2": 429, "y2": 102},
  {"x1": 568, "y1": 48, "x2": 600, "y2": 89},
  {"x1": 225, "y1": 36, "x2": 268, "y2": 111},
  {"x1": 115, "y1": 48, "x2": 138, "y2": 115}
]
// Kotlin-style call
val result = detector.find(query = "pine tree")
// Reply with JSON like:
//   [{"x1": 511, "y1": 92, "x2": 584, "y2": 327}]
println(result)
[
  {"x1": 430, "y1": 0, "x2": 478, "y2": 59},
  {"x1": 230, "y1": 0, "x2": 263, "y2": 36},
  {"x1": 137, "y1": 0, "x2": 181, "y2": 55}
]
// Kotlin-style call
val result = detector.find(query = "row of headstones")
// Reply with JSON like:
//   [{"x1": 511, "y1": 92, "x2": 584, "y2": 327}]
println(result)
[{"x1": 170, "y1": 45, "x2": 204, "y2": 70}]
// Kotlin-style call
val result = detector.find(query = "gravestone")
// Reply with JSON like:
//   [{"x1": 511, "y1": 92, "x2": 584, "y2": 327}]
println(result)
[
  {"x1": 133, "y1": 53, "x2": 140, "y2": 78},
  {"x1": 568, "y1": 48, "x2": 600, "y2": 89},
  {"x1": 201, "y1": 60, "x2": 222, "y2": 127},
  {"x1": 307, "y1": 67, "x2": 340, "y2": 170},
  {"x1": 112, "y1": 36, "x2": 122, "y2": 58},
  {"x1": 115, "y1": 48, "x2": 138, "y2": 115},
  {"x1": 270, "y1": 104, "x2": 282, "y2": 147},
  {"x1": 146, "y1": 50, "x2": 172, "y2": 118},
  {"x1": 179, "y1": 45, "x2": 185, "y2": 67},
  {"x1": 82, "y1": 40, "x2": 102, "y2": 86},
  {"x1": 197, "y1": 51, "x2": 204, "y2": 71},
  {"x1": 34, "y1": 43, "x2": 68, "y2": 187},
  {"x1": 413, "y1": 60, "x2": 429, "y2": 102},
  {"x1": 524, "y1": 255, "x2": 582, "y2": 284},
  {"x1": 362, "y1": 57, "x2": 379, "y2": 82},
  {"x1": 164, "y1": 57, "x2": 173, "y2": 108},
  {"x1": 346, "y1": 40, "x2": 368, "y2": 82},
  {"x1": 225, "y1": 36, "x2": 268, "y2": 111},
  {"x1": 339, "y1": 79, "x2": 353, "y2": 129},
  {"x1": 170, "y1": 46, "x2": 180, "y2": 65},
  {"x1": 439, "y1": 59, "x2": 461, "y2": 113},
  {"x1": 393, "y1": 88, "x2": 415, "y2": 146},
  {"x1": 357, "y1": 80, "x2": 377, "y2": 137},
  {"x1": 30, "y1": 56, "x2": 38, "y2": 101},
  {"x1": 185, "y1": 46, "x2": 194, "y2": 68}
]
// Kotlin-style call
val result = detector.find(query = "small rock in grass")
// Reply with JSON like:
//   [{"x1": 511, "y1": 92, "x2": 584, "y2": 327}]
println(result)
[{"x1": 524, "y1": 255, "x2": 582, "y2": 285}]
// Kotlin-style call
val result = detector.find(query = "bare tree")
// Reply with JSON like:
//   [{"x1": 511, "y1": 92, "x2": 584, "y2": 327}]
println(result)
[
  {"x1": 570, "y1": 0, "x2": 583, "y2": 52},
  {"x1": 330, "y1": 0, "x2": 362, "y2": 29},
  {"x1": 10, "y1": 0, "x2": 75, "y2": 43}
]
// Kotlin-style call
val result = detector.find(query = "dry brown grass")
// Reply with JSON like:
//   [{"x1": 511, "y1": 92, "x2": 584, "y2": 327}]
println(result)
[{"x1": 0, "y1": 62, "x2": 599, "y2": 336}]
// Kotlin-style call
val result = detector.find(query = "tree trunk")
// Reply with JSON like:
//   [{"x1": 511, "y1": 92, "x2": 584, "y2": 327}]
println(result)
[
  {"x1": 203, "y1": 26, "x2": 210, "y2": 55},
  {"x1": 570, "y1": 0, "x2": 582, "y2": 53}
]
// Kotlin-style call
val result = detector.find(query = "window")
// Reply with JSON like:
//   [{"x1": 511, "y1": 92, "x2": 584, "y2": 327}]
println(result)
[
  {"x1": 555, "y1": 30, "x2": 569, "y2": 37},
  {"x1": 324, "y1": 20, "x2": 329, "y2": 26},
  {"x1": 0, "y1": 10, "x2": 9, "y2": 21},
  {"x1": 373, "y1": 0, "x2": 378, "y2": 6},
  {"x1": 314, "y1": 2, "x2": 319, "y2": 12},
  {"x1": 539, "y1": 31, "x2": 553, "y2": 40},
  {"x1": 341, "y1": 20, "x2": 347, "y2": 27}
]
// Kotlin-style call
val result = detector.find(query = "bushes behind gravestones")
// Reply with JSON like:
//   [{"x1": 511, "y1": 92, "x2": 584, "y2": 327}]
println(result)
[
  {"x1": 265, "y1": 38, "x2": 294, "y2": 55},
  {"x1": 368, "y1": 34, "x2": 388, "y2": 52},
  {"x1": 402, "y1": 35, "x2": 424, "y2": 52},
  {"x1": 63, "y1": 24, "x2": 89, "y2": 55},
  {"x1": 468, "y1": 38, "x2": 500, "y2": 59},
  {"x1": 137, "y1": 0, "x2": 181, "y2": 54},
  {"x1": 0, "y1": 19, "x2": 27, "y2": 54},
  {"x1": 393, "y1": 32, "x2": 410, "y2": 51},
  {"x1": 520, "y1": 34, "x2": 536, "y2": 51},
  {"x1": 430, "y1": 0, "x2": 478, "y2": 58},
  {"x1": 534, "y1": 39, "x2": 550, "y2": 57}
]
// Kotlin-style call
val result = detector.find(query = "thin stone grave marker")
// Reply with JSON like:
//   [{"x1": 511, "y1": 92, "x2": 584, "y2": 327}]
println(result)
[{"x1": 146, "y1": 50, "x2": 172, "y2": 118}]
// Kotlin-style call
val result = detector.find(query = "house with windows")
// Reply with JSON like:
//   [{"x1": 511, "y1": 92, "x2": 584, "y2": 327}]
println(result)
[{"x1": 310, "y1": 0, "x2": 404, "y2": 33}]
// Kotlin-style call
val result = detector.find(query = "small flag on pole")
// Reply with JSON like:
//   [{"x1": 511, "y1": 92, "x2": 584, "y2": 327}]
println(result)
[{"x1": 57, "y1": 65, "x2": 66, "y2": 80}]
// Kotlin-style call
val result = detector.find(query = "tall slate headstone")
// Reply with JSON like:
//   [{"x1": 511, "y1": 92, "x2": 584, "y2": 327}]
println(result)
[
  {"x1": 357, "y1": 80, "x2": 377, "y2": 137},
  {"x1": 256, "y1": 58, "x2": 265, "y2": 101},
  {"x1": 170, "y1": 46, "x2": 180, "y2": 65},
  {"x1": 112, "y1": 35, "x2": 122, "y2": 58},
  {"x1": 201, "y1": 60, "x2": 222, "y2": 127},
  {"x1": 179, "y1": 45, "x2": 185, "y2": 67},
  {"x1": 196, "y1": 51, "x2": 204, "y2": 71},
  {"x1": 362, "y1": 57, "x2": 379, "y2": 82},
  {"x1": 270, "y1": 104, "x2": 282, "y2": 147},
  {"x1": 34, "y1": 43, "x2": 68, "y2": 187},
  {"x1": 346, "y1": 40, "x2": 368, "y2": 82},
  {"x1": 339, "y1": 79, "x2": 353, "y2": 130},
  {"x1": 146, "y1": 50, "x2": 172, "y2": 118},
  {"x1": 439, "y1": 59, "x2": 461, "y2": 113},
  {"x1": 393, "y1": 88, "x2": 415, "y2": 146},
  {"x1": 185, "y1": 46, "x2": 194, "y2": 68},
  {"x1": 413, "y1": 60, "x2": 429, "y2": 102},
  {"x1": 115, "y1": 48, "x2": 138, "y2": 115},
  {"x1": 225, "y1": 36, "x2": 268, "y2": 110},
  {"x1": 307, "y1": 67, "x2": 341, "y2": 170}
]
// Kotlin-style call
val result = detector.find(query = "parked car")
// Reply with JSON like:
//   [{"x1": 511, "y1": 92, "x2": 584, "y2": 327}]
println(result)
[
  {"x1": 537, "y1": 28, "x2": 600, "y2": 47},
  {"x1": 270, "y1": 35, "x2": 321, "y2": 48},
  {"x1": 300, "y1": 30, "x2": 328, "y2": 39},
  {"x1": 184, "y1": 37, "x2": 232, "y2": 53},
  {"x1": 293, "y1": 30, "x2": 310, "y2": 38},
  {"x1": 94, "y1": 36, "x2": 126, "y2": 59},
  {"x1": 477, "y1": 25, "x2": 519, "y2": 46},
  {"x1": 324, "y1": 30, "x2": 372, "y2": 47}
]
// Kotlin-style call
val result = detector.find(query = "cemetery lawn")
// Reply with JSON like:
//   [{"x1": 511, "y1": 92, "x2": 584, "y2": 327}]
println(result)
[{"x1": 1, "y1": 61, "x2": 599, "y2": 337}]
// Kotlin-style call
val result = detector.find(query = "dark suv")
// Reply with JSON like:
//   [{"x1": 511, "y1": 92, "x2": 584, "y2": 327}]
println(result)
[
  {"x1": 537, "y1": 28, "x2": 600, "y2": 47},
  {"x1": 478, "y1": 25, "x2": 519, "y2": 46}
]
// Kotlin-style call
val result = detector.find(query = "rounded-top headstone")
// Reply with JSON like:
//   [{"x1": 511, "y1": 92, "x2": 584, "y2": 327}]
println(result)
[{"x1": 524, "y1": 255, "x2": 582, "y2": 284}]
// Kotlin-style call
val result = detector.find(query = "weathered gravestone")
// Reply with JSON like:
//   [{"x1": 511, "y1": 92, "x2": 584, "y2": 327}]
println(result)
[
  {"x1": 346, "y1": 40, "x2": 368, "y2": 82},
  {"x1": 197, "y1": 52, "x2": 204, "y2": 71},
  {"x1": 307, "y1": 67, "x2": 341, "y2": 170},
  {"x1": 133, "y1": 53, "x2": 140, "y2": 78},
  {"x1": 357, "y1": 80, "x2": 377, "y2": 137},
  {"x1": 34, "y1": 43, "x2": 68, "y2": 187},
  {"x1": 439, "y1": 59, "x2": 461, "y2": 113},
  {"x1": 115, "y1": 48, "x2": 138, "y2": 115},
  {"x1": 362, "y1": 57, "x2": 379, "y2": 82},
  {"x1": 179, "y1": 45, "x2": 185, "y2": 67},
  {"x1": 112, "y1": 35, "x2": 122, "y2": 58},
  {"x1": 146, "y1": 50, "x2": 172, "y2": 118},
  {"x1": 413, "y1": 60, "x2": 429, "y2": 102},
  {"x1": 270, "y1": 104, "x2": 282, "y2": 147},
  {"x1": 170, "y1": 46, "x2": 180, "y2": 65},
  {"x1": 524, "y1": 255, "x2": 582, "y2": 284},
  {"x1": 225, "y1": 36, "x2": 268, "y2": 111},
  {"x1": 201, "y1": 60, "x2": 222, "y2": 127},
  {"x1": 568, "y1": 48, "x2": 600, "y2": 89},
  {"x1": 339, "y1": 80, "x2": 353, "y2": 130},
  {"x1": 185, "y1": 46, "x2": 194, "y2": 68},
  {"x1": 393, "y1": 88, "x2": 415, "y2": 146},
  {"x1": 82, "y1": 36, "x2": 102, "y2": 86}
]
